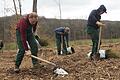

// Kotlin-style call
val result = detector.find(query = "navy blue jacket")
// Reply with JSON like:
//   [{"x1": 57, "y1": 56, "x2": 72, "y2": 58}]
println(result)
[
  {"x1": 54, "y1": 27, "x2": 65, "y2": 34},
  {"x1": 87, "y1": 5, "x2": 107, "y2": 29},
  {"x1": 87, "y1": 10, "x2": 101, "y2": 29},
  {"x1": 54, "y1": 27, "x2": 69, "y2": 45},
  {"x1": 54, "y1": 27, "x2": 68, "y2": 37}
]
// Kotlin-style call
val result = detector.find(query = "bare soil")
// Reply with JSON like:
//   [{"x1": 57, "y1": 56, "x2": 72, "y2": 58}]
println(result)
[{"x1": 1, "y1": 45, "x2": 120, "y2": 80}]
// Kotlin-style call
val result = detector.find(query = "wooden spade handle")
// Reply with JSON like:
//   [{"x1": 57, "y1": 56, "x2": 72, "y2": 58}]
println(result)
[
  {"x1": 31, "y1": 55, "x2": 56, "y2": 66},
  {"x1": 97, "y1": 27, "x2": 102, "y2": 52}
]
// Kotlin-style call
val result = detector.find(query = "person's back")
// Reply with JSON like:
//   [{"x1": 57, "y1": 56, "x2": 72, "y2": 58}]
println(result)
[
  {"x1": 87, "y1": 5, "x2": 107, "y2": 30},
  {"x1": 87, "y1": 10, "x2": 101, "y2": 29},
  {"x1": 54, "y1": 27, "x2": 65, "y2": 34}
]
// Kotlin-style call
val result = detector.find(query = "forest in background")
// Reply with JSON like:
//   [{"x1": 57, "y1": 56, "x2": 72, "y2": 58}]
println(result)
[{"x1": 0, "y1": 15, "x2": 120, "y2": 42}]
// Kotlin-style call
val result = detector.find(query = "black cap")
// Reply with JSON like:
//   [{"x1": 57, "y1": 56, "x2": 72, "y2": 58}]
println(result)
[{"x1": 99, "y1": 5, "x2": 107, "y2": 13}]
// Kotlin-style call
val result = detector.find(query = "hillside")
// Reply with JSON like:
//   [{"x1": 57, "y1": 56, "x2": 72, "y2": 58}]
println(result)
[{"x1": 0, "y1": 15, "x2": 120, "y2": 42}]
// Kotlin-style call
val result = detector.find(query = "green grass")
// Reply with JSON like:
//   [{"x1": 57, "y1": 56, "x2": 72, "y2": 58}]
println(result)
[
  {"x1": 70, "y1": 38, "x2": 120, "y2": 46},
  {"x1": 70, "y1": 39, "x2": 91, "y2": 46},
  {"x1": 2, "y1": 38, "x2": 120, "y2": 50},
  {"x1": 3, "y1": 42, "x2": 17, "y2": 50},
  {"x1": 102, "y1": 38, "x2": 120, "y2": 43}
]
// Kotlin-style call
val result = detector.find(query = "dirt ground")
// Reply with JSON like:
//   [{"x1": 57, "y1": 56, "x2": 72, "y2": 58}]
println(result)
[{"x1": 1, "y1": 44, "x2": 120, "y2": 80}]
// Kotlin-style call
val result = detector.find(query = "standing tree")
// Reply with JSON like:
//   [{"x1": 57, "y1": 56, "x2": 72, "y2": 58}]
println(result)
[
  {"x1": 13, "y1": 0, "x2": 18, "y2": 15},
  {"x1": 18, "y1": 0, "x2": 22, "y2": 16},
  {"x1": 10, "y1": 0, "x2": 20, "y2": 41},
  {"x1": 33, "y1": 0, "x2": 37, "y2": 13}
]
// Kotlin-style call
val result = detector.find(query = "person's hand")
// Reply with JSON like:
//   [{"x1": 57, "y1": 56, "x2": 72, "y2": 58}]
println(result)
[
  {"x1": 96, "y1": 21, "x2": 105, "y2": 27},
  {"x1": 33, "y1": 31, "x2": 37, "y2": 36},
  {"x1": 100, "y1": 23, "x2": 105, "y2": 27},
  {"x1": 25, "y1": 50, "x2": 31, "y2": 57}
]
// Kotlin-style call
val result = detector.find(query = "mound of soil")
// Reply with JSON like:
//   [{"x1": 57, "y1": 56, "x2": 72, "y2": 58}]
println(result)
[{"x1": 0, "y1": 45, "x2": 120, "y2": 80}]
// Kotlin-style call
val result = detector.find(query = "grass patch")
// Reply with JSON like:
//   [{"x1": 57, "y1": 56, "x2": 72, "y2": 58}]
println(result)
[
  {"x1": 102, "y1": 38, "x2": 120, "y2": 43},
  {"x1": 4, "y1": 42, "x2": 17, "y2": 50},
  {"x1": 106, "y1": 49, "x2": 120, "y2": 58},
  {"x1": 70, "y1": 39, "x2": 91, "y2": 46},
  {"x1": 3, "y1": 38, "x2": 120, "y2": 50}
]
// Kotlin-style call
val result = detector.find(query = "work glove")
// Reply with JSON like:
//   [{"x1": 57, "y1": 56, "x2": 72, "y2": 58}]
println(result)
[
  {"x1": 25, "y1": 50, "x2": 31, "y2": 57},
  {"x1": 96, "y1": 21, "x2": 105, "y2": 27}
]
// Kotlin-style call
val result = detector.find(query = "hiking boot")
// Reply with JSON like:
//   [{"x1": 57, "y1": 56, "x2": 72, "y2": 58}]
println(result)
[
  {"x1": 58, "y1": 51, "x2": 61, "y2": 55},
  {"x1": 58, "y1": 52, "x2": 61, "y2": 55},
  {"x1": 14, "y1": 66, "x2": 20, "y2": 73}
]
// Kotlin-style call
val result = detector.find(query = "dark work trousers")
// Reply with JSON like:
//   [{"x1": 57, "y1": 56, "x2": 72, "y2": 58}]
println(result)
[
  {"x1": 15, "y1": 26, "x2": 38, "y2": 68},
  {"x1": 55, "y1": 33, "x2": 67, "y2": 54},
  {"x1": 87, "y1": 26, "x2": 99, "y2": 55}
]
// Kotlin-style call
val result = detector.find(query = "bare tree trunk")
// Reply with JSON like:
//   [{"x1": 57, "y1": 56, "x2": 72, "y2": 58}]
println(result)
[
  {"x1": 18, "y1": 0, "x2": 22, "y2": 16},
  {"x1": 58, "y1": 0, "x2": 62, "y2": 19},
  {"x1": 33, "y1": 0, "x2": 37, "y2": 13},
  {"x1": 12, "y1": 0, "x2": 19, "y2": 50},
  {"x1": 58, "y1": 0, "x2": 62, "y2": 26},
  {"x1": 13, "y1": 0, "x2": 18, "y2": 15}
]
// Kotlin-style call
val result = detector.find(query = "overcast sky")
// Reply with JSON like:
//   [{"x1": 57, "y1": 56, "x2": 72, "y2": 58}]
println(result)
[{"x1": 0, "y1": 0, "x2": 120, "y2": 21}]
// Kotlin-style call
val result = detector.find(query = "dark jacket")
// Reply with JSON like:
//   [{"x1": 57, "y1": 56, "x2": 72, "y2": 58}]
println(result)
[
  {"x1": 87, "y1": 5, "x2": 107, "y2": 29},
  {"x1": 16, "y1": 15, "x2": 37, "y2": 50},
  {"x1": 54, "y1": 27, "x2": 68, "y2": 36},
  {"x1": 54, "y1": 27, "x2": 69, "y2": 44},
  {"x1": 87, "y1": 10, "x2": 101, "y2": 29},
  {"x1": 54, "y1": 27, "x2": 65, "y2": 34}
]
